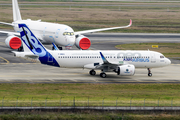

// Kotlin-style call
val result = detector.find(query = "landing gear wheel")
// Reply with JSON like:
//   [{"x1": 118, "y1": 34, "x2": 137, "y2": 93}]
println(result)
[
  {"x1": 147, "y1": 68, "x2": 152, "y2": 77},
  {"x1": 100, "y1": 73, "x2": 106, "y2": 78},
  {"x1": 89, "y1": 70, "x2": 96, "y2": 75},
  {"x1": 148, "y1": 73, "x2": 152, "y2": 77}
]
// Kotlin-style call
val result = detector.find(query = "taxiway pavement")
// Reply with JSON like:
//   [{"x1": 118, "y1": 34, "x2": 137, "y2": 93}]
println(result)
[{"x1": 0, "y1": 32, "x2": 180, "y2": 83}]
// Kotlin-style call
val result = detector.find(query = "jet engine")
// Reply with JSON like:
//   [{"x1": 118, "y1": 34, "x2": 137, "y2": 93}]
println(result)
[
  {"x1": 75, "y1": 35, "x2": 91, "y2": 50},
  {"x1": 5, "y1": 36, "x2": 21, "y2": 49},
  {"x1": 116, "y1": 64, "x2": 135, "y2": 76}
]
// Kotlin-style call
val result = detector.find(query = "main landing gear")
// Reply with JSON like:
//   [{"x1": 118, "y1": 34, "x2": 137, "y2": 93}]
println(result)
[
  {"x1": 100, "y1": 73, "x2": 106, "y2": 78},
  {"x1": 89, "y1": 69, "x2": 107, "y2": 78},
  {"x1": 89, "y1": 69, "x2": 96, "y2": 75},
  {"x1": 147, "y1": 68, "x2": 152, "y2": 77}
]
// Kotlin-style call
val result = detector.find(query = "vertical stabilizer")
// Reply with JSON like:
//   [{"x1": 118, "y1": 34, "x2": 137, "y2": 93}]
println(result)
[
  {"x1": 13, "y1": 0, "x2": 22, "y2": 21},
  {"x1": 18, "y1": 24, "x2": 60, "y2": 67}
]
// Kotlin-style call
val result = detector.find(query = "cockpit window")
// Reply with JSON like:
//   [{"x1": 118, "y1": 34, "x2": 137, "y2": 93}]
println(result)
[
  {"x1": 160, "y1": 56, "x2": 164, "y2": 58},
  {"x1": 63, "y1": 32, "x2": 74, "y2": 36}
]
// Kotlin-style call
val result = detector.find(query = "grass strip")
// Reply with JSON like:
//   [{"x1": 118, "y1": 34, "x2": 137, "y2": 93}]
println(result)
[
  {"x1": 0, "y1": 83, "x2": 180, "y2": 107},
  {"x1": 0, "y1": 111, "x2": 180, "y2": 120},
  {"x1": 1, "y1": 2, "x2": 180, "y2": 33}
]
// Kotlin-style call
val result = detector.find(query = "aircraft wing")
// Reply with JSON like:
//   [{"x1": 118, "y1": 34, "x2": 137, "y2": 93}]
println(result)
[
  {"x1": 84, "y1": 52, "x2": 122, "y2": 70},
  {"x1": 0, "y1": 30, "x2": 20, "y2": 36},
  {"x1": 74, "y1": 19, "x2": 132, "y2": 35}
]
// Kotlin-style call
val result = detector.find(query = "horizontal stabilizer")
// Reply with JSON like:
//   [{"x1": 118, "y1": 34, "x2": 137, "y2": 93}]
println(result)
[
  {"x1": 0, "y1": 22, "x2": 14, "y2": 26},
  {"x1": 12, "y1": 51, "x2": 38, "y2": 59},
  {"x1": 25, "y1": 55, "x2": 39, "y2": 59},
  {"x1": 0, "y1": 30, "x2": 20, "y2": 36}
]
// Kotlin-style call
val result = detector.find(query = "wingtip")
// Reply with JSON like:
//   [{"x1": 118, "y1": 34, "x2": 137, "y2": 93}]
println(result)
[{"x1": 129, "y1": 19, "x2": 132, "y2": 26}]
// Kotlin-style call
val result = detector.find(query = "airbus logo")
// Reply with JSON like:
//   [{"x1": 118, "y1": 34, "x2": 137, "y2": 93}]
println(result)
[
  {"x1": 123, "y1": 58, "x2": 149, "y2": 62},
  {"x1": 19, "y1": 25, "x2": 46, "y2": 57}
]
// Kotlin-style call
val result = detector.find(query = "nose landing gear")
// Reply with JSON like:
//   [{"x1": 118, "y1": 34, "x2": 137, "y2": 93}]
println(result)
[{"x1": 147, "y1": 68, "x2": 152, "y2": 77}]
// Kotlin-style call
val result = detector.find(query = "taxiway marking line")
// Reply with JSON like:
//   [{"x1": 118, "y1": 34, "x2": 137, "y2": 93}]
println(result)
[{"x1": 0, "y1": 56, "x2": 9, "y2": 64}]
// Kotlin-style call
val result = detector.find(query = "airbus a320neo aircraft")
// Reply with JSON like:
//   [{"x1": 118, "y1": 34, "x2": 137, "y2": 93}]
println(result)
[
  {"x1": 0, "y1": 0, "x2": 131, "y2": 50},
  {"x1": 12, "y1": 24, "x2": 171, "y2": 78}
]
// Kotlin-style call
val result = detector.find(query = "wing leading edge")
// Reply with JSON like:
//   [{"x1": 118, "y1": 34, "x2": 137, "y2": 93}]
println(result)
[{"x1": 75, "y1": 19, "x2": 132, "y2": 35}]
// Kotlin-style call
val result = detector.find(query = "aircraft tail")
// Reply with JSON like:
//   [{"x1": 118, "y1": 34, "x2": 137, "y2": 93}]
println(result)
[
  {"x1": 18, "y1": 24, "x2": 60, "y2": 67},
  {"x1": 13, "y1": 0, "x2": 22, "y2": 21}
]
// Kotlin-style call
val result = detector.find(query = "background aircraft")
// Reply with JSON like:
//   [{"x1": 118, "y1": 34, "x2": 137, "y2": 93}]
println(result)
[
  {"x1": 13, "y1": 24, "x2": 171, "y2": 78},
  {"x1": 0, "y1": 0, "x2": 131, "y2": 51}
]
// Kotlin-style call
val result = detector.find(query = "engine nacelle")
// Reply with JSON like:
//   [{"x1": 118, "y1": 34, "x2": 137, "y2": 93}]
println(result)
[
  {"x1": 75, "y1": 35, "x2": 91, "y2": 50},
  {"x1": 117, "y1": 64, "x2": 135, "y2": 76},
  {"x1": 5, "y1": 36, "x2": 22, "y2": 49}
]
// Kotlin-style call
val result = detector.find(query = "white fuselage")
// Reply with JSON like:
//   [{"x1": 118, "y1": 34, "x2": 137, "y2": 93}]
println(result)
[
  {"x1": 47, "y1": 50, "x2": 171, "y2": 69},
  {"x1": 13, "y1": 20, "x2": 75, "y2": 47}
]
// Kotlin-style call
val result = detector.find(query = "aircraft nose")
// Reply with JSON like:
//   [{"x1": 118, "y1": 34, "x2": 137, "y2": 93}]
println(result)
[
  {"x1": 166, "y1": 58, "x2": 171, "y2": 65},
  {"x1": 65, "y1": 35, "x2": 75, "y2": 49},
  {"x1": 68, "y1": 36, "x2": 75, "y2": 45}
]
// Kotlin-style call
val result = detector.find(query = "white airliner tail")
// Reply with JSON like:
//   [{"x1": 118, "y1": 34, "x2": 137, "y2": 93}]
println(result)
[{"x1": 13, "y1": 0, "x2": 22, "y2": 21}]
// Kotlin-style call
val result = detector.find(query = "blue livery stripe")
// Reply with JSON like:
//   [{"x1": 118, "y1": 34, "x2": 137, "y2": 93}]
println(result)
[{"x1": 18, "y1": 24, "x2": 60, "y2": 67}]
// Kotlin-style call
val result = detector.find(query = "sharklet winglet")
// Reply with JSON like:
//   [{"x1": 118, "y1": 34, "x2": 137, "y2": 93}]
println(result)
[
  {"x1": 100, "y1": 52, "x2": 109, "y2": 64},
  {"x1": 52, "y1": 43, "x2": 59, "y2": 50}
]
